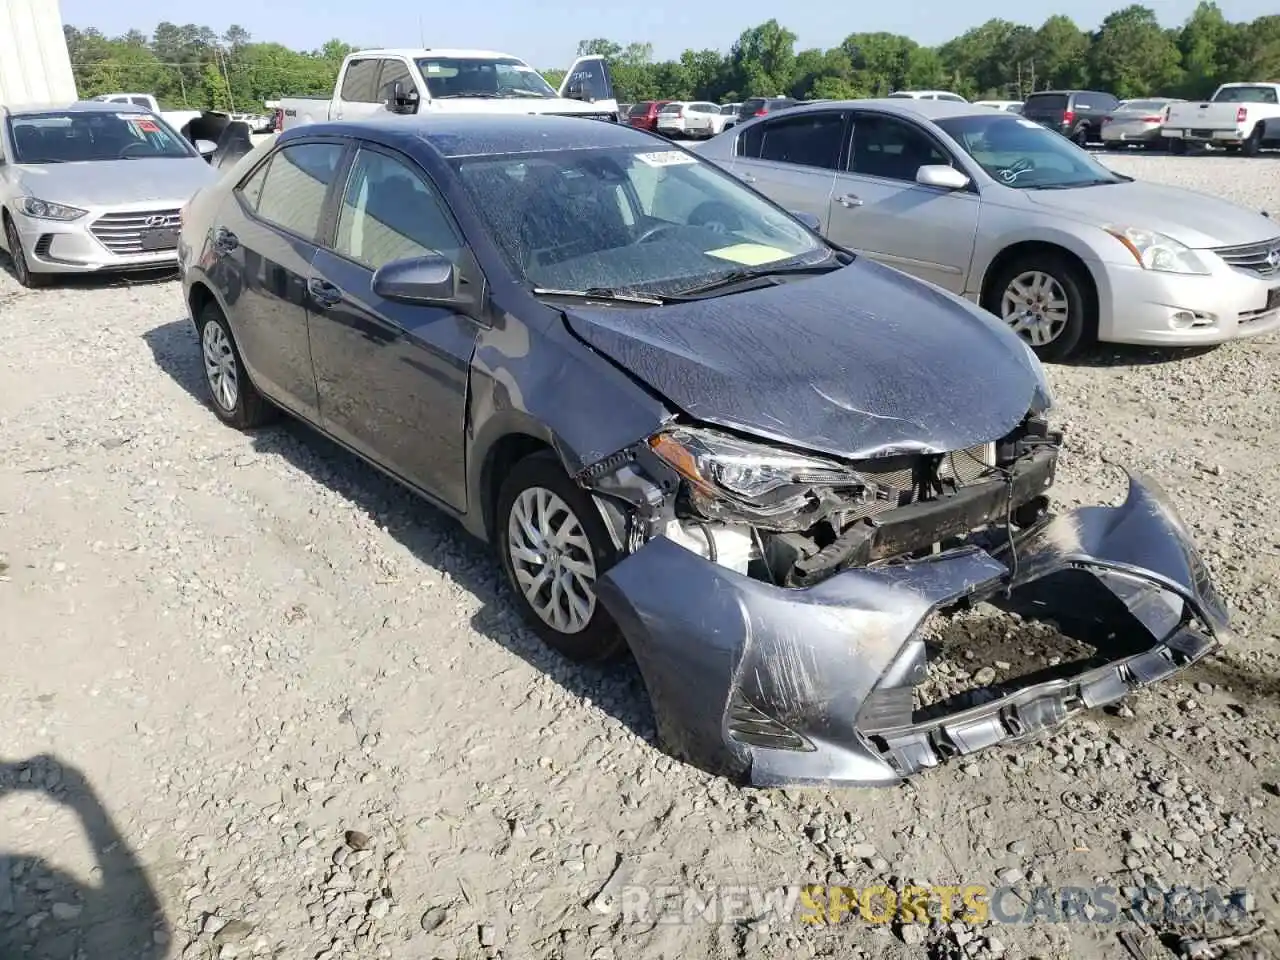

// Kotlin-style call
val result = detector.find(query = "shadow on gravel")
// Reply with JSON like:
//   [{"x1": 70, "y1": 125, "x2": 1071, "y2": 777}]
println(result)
[
  {"x1": 0, "y1": 755, "x2": 168, "y2": 960},
  {"x1": 141, "y1": 318, "x2": 660, "y2": 748},
  {"x1": 1062, "y1": 342, "x2": 1220, "y2": 368}
]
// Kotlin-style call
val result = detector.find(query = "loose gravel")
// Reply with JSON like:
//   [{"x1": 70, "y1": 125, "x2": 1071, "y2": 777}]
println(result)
[{"x1": 1, "y1": 152, "x2": 1279, "y2": 960}]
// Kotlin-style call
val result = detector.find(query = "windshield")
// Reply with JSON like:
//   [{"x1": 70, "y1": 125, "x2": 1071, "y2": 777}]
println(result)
[
  {"x1": 1212, "y1": 85, "x2": 1278, "y2": 104},
  {"x1": 936, "y1": 113, "x2": 1124, "y2": 189},
  {"x1": 7, "y1": 111, "x2": 194, "y2": 164},
  {"x1": 452, "y1": 146, "x2": 828, "y2": 296},
  {"x1": 416, "y1": 57, "x2": 557, "y2": 99},
  {"x1": 1119, "y1": 99, "x2": 1172, "y2": 112}
]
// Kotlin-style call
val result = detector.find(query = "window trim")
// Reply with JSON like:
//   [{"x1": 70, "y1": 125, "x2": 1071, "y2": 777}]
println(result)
[
  {"x1": 737, "y1": 108, "x2": 850, "y2": 171},
  {"x1": 373, "y1": 57, "x2": 415, "y2": 102},
  {"x1": 234, "y1": 136, "x2": 355, "y2": 244},
  {"x1": 323, "y1": 139, "x2": 479, "y2": 282},
  {"x1": 843, "y1": 109, "x2": 981, "y2": 195}
]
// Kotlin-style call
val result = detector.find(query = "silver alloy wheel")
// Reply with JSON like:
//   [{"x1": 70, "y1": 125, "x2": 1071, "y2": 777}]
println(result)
[
  {"x1": 1000, "y1": 270, "x2": 1070, "y2": 347},
  {"x1": 507, "y1": 486, "x2": 598, "y2": 635},
  {"x1": 202, "y1": 319, "x2": 239, "y2": 412}
]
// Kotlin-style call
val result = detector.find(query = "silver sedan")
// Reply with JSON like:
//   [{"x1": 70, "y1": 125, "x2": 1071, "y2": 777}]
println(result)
[
  {"x1": 1101, "y1": 97, "x2": 1184, "y2": 149},
  {"x1": 696, "y1": 99, "x2": 1280, "y2": 360},
  {"x1": 1, "y1": 101, "x2": 218, "y2": 288}
]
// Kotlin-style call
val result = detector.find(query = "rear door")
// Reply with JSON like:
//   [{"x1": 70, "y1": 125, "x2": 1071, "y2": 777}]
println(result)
[
  {"x1": 729, "y1": 110, "x2": 848, "y2": 231},
  {"x1": 558, "y1": 55, "x2": 619, "y2": 116},
  {"x1": 306, "y1": 143, "x2": 482, "y2": 509},
  {"x1": 215, "y1": 138, "x2": 348, "y2": 419},
  {"x1": 828, "y1": 110, "x2": 980, "y2": 293}
]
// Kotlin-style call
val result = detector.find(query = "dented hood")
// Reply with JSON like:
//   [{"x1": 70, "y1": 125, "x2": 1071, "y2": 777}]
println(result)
[{"x1": 563, "y1": 258, "x2": 1042, "y2": 459}]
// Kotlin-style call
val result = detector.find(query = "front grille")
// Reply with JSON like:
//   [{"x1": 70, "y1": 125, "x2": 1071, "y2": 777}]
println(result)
[
  {"x1": 90, "y1": 209, "x2": 181, "y2": 255},
  {"x1": 844, "y1": 442, "x2": 997, "y2": 524},
  {"x1": 1213, "y1": 236, "x2": 1280, "y2": 278}
]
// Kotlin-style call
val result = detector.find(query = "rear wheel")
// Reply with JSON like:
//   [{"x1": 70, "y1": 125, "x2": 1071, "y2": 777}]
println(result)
[
  {"x1": 1072, "y1": 125, "x2": 1090, "y2": 147},
  {"x1": 196, "y1": 300, "x2": 276, "y2": 429},
  {"x1": 495, "y1": 452, "x2": 625, "y2": 662},
  {"x1": 1169, "y1": 138, "x2": 1188, "y2": 156},
  {"x1": 3, "y1": 215, "x2": 50, "y2": 289},
  {"x1": 984, "y1": 253, "x2": 1091, "y2": 362}
]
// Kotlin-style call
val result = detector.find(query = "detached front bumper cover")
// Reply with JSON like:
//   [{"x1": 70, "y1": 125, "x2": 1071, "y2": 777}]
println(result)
[{"x1": 594, "y1": 471, "x2": 1228, "y2": 786}]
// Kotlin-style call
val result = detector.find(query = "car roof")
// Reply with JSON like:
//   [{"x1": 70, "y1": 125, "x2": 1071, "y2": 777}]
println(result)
[
  {"x1": 4, "y1": 100, "x2": 148, "y2": 117},
  {"x1": 351, "y1": 48, "x2": 525, "y2": 60},
  {"x1": 286, "y1": 113, "x2": 664, "y2": 159},
  {"x1": 770, "y1": 98, "x2": 989, "y2": 121}
]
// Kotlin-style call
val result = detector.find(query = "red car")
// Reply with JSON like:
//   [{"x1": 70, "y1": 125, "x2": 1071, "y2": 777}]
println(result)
[{"x1": 626, "y1": 100, "x2": 672, "y2": 132}]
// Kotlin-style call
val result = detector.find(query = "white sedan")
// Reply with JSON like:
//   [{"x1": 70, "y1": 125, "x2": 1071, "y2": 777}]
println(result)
[{"x1": 697, "y1": 98, "x2": 1280, "y2": 360}]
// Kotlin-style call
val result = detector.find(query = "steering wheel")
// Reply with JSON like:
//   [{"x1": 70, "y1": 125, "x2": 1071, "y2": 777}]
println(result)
[
  {"x1": 688, "y1": 201, "x2": 744, "y2": 237},
  {"x1": 119, "y1": 141, "x2": 153, "y2": 159},
  {"x1": 636, "y1": 222, "x2": 682, "y2": 244}
]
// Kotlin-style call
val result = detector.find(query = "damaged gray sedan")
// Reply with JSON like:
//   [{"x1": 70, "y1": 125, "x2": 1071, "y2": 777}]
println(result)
[{"x1": 179, "y1": 114, "x2": 1229, "y2": 787}]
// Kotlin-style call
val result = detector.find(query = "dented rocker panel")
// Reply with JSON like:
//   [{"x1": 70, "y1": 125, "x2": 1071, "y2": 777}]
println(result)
[{"x1": 594, "y1": 471, "x2": 1227, "y2": 786}]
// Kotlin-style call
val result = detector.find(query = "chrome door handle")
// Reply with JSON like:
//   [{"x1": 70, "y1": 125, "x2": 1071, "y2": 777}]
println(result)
[
  {"x1": 836, "y1": 194, "x2": 863, "y2": 208},
  {"x1": 308, "y1": 277, "x2": 343, "y2": 307}
]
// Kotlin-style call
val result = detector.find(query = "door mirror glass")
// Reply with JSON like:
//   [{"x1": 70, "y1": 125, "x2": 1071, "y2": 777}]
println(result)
[
  {"x1": 387, "y1": 80, "x2": 420, "y2": 114},
  {"x1": 916, "y1": 164, "x2": 969, "y2": 190},
  {"x1": 372, "y1": 254, "x2": 458, "y2": 304},
  {"x1": 195, "y1": 139, "x2": 218, "y2": 158}
]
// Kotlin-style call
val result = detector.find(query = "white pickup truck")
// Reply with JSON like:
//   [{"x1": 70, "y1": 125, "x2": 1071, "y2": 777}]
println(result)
[
  {"x1": 277, "y1": 49, "x2": 618, "y2": 131},
  {"x1": 89, "y1": 93, "x2": 205, "y2": 139},
  {"x1": 1162, "y1": 82, "x2": 1280, "y2": 155}
]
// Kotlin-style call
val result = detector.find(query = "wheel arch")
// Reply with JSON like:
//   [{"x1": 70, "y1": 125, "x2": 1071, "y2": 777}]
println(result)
[{"x1": 979, "y1": 240, "x2": 1101, "y2": 339}]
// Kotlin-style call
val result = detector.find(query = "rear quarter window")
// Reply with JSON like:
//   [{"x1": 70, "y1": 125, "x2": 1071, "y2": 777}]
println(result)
[{"x1": 1025, "y1": 94, "x2": 1068, "y2": 112}]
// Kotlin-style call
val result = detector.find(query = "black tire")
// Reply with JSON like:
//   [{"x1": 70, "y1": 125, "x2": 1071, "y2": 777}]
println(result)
[
  {"x1": 195, "y1": 300, "x2": 276, "y2": 429},
  {"x1": 1240, "y1": 128, "x2": 1263, "y2": 157},
  {"x1": 1169, "y1": 138, "x2": 1188, "y2": 155},
  {"x1": 983, "y1": 252, "x2": 1092, "y2": 363},
  {"x1": 3, "y1": 215, "x2": 51, "y2": 288},
  {"x1": 495, "y1": 451, "x2": 626, "y2": 663},
  {"x1": 1072, "y1": 125, "x2": 1090, "y2": 147}
]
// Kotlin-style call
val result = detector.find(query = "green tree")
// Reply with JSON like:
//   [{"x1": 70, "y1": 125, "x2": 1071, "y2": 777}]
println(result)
[{"x1": 1088, "y1": 5, "x2": 1184, "y2": 97}]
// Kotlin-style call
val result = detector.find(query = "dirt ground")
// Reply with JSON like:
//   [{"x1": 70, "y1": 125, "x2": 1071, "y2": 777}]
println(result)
[{"x1": 1, "y1": 151, "x2": 1278, "y2": 960}]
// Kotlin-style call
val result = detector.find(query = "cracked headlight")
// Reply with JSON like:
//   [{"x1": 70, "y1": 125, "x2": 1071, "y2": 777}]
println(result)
[
  {"x1": 1103, "y1": 224, "x2": 1210, "y2": 275},
  {"x1": 16, "y1": 197, "x2": 88, "y2": 221},
  {"x1": 649, "y1": 426, "x2": 866, "y2": 531}
]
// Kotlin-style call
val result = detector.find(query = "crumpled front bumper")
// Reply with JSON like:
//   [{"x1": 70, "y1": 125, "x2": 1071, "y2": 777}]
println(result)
[{"x1": 594, "y1": 472, "x2": 1229, "y2": 787}]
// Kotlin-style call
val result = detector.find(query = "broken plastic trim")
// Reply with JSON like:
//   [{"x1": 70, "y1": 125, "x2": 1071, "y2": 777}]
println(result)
[{"x1": 593, "y1": 471, "x2": 1228, "y2": 786}]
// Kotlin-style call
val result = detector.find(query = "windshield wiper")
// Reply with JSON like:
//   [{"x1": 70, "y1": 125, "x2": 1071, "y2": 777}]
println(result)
[
  {"x1": 673, "y1": 259, "x2": 843, "y2": 298},
  {"x1": 532, "y1": 287, "x2": 668, "y2": 305},
  {"x1": 433, "y1": 92, "x2": 506, "y2": 99},
  {"x1": 1027, "y1": 178, "x2": 1125, "y2": 190}
]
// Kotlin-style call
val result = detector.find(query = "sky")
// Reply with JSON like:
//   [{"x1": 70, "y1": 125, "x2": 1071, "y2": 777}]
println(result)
[{"x1": 60, "y1": 0, "x2": 1274, "y2": 70}]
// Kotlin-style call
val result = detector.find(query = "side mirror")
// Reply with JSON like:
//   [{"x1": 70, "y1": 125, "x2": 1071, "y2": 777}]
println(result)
[
  {"x1": 916, "y1": 164, "x2": 970, "y2": 190},
  {"x1": 790, "y1": 210, "x2": 822, "y2": 232},
  {"x1": 195, "y1": 139, "x2": 218, "y2": 158},
  {"x1": 387, "y1": 81, "x2": 421, "y2": 115},
  {"x1": 565, "y1": 80, "x2": 591, "y2": 103},
  {"x1": 372, "y1": 254, "x2": 458, "y2": 304}
]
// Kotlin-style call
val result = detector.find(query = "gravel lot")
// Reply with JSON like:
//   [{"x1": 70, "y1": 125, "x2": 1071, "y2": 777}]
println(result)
[{"x1": 2, "y1": 152, "x2": 1279, "y2": 960}]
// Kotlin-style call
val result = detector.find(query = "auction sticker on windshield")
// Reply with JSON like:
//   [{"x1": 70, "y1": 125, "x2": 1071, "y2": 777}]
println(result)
[
  {"x1": 705, "y1": 243, "x2": 791, "y2": 265},
  {"x1": 635, "y1": 151, "x2": 697, "y2": 167}
]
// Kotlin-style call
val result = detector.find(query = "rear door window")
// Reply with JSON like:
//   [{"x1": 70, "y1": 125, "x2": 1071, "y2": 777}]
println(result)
[
  {"x1": 739, "y1": 110, "x2": 846, "y2": 169},
  {"x1": 848, "y1": 113, "x2": 952, "y2": 182},
  {"x1": 254, "y1": 141, "x2": 346, "y2": 239},
  {"x1": 1024, "y1": 94, "x2": 1068, "y2": 113},
  {"x1": 628, "y1": 103, "x2": 650, "y2": 117},
  {"x1": 340, "y1": 59, "x2": 381, "y2": 104}
]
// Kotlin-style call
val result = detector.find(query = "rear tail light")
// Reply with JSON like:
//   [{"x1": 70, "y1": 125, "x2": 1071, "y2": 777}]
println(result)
[
  {"x1": 273, "y1": 108, "x2": 283, "y2": 130},
  {"x1": 754, "y1": 108, "x2": 767, "y2": 116},
  {"x1": 1063, "y1": 109, "x2": 1076, "y2": 125},
  {"x1": 1141, "y1": 115, "x2": 1162, "y2": 123},
  {"x1": 1236, "y1": 106, "x2": 1248, "y2": 123}
]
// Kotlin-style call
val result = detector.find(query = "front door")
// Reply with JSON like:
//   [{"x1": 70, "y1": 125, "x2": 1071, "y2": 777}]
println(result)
[
  {"x1": 728, "y1": 110, "x2": 848, "y2": 233},
  {"x1": 827, "y1": 111, "x2": 981, "y2": 294},
  {"x1": 306, "y1": 144, "x2": 480, "y2": 510}
]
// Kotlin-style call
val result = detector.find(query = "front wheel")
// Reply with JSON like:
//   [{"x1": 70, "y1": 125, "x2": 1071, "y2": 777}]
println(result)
[
  {"x1": 3, "y1": 216, "x2": 50, "y2": 289},
  {"x1": 1169, "y1": 138, "x2": 1188, "y2": 155},
  {"x1": 984, "y1": 253, "x2": 1091, "y2": 362},
  {"x1": 495, "y1": 452, "x2": 625, "y2": 662}
]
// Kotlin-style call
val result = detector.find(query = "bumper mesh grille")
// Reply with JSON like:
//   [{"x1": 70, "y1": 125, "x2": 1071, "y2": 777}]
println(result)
[
  {"x1": 845, "y1": 442, "x2": 997, "y2": 523},
  {"x1": 1212, "y1": 236, "x2": 1280, "y2": 278},
  {"x1": 90, "y1": 209, "x2": 182, "y2": 255}
]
